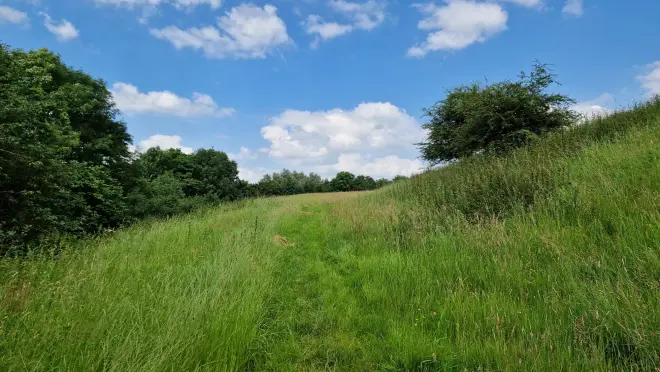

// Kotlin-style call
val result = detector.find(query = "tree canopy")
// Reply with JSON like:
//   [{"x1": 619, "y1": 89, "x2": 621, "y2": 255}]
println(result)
[
  {"x1": 0, "y1": 45, "x2": 132, "y2": 250},
  {"x1": 418, "y1": 63, "x2": 578, "y2": 164}
]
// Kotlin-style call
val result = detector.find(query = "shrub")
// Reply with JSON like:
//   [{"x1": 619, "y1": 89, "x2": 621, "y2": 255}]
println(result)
[{"x1": 418, "y1": 63, "x2": 578, "y2": 164}]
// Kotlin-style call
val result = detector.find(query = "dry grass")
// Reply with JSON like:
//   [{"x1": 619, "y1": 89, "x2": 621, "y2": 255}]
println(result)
[{"x1": 273, "y1": 235, "x2": 295, "y2": 247}]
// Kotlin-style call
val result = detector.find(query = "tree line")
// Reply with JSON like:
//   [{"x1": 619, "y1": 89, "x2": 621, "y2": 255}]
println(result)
[{"x1": 0, "y1": 45, "x2": 406, "y2": 253}]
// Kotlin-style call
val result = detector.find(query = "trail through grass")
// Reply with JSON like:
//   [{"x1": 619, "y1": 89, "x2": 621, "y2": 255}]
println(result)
[{"x1": 2, "y1": 102, "x2": 660, "y2": 370}]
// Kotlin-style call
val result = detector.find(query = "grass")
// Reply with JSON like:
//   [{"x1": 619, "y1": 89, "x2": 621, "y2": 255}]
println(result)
[{"x1": 2, "y1": 101, "x2": 660, "y2": 371}]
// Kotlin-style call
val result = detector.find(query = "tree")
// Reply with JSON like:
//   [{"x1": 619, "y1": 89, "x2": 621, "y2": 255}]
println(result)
[
  {"x1": 0, "y1": 45, "x2": 131, "y2": 252},
  {"x1": 131, "y1": 147, "x2": 241, "y2": 206},
  {"x1": 418, "y1": 63, "x2": 578, "y2": 164},
  {"x1": 303, "y1": 173, "x2": 324, "y2": 193},
  {"x1": 392, "y1": 175, "x2": 409, "y2": 182},
  {"x1": 331, "y1": 171, "x2": 356, "y2": 192},
  {"x1": 376, "y1": 178, "x2": 391, "y2": 188},
  {"x1": 353, "y1": 175, "x2": 377, "y2": 190},
  {"x1": 191, "y1": 149, "x2": 241, "y2": 200},
  {"x1": 127, "y1": 172, "x2": 189, "y2": 218}
]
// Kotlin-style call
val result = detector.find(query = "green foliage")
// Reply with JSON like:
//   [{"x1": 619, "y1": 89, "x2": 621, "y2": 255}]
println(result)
[
  {"x1": 330, "y1": 171, "x2": 356, "y2": 192},
  {"x1": 392, "y1": 175, "x2": 409, "y2": 182},
  {"x1": 0, "y1": 43, "x2": 395, "y2": 252},
  {"x1": 0, "y1": 44, "x2": 131, "y2": 253},
  {"x1": 419, "y1": 63, "x2": 578, "y2": 164},
  {"x1": 255, "y1": 169, "x2": 322, "y2": 196},
  {"x1": 353, "y1": 175, "x2": 377, "y2": 191},
  {"x1": 2, "y1": 101, "x2": 659, "y2": 370},
  {"x1": 128, "y1": 147, "x2": 243, "y2": 218},
  {"x1": 191, "y1": 149, "x2": 241, "y2": 200},
  {"x1": 253, "y1": 169, "x2": 389, "y2": 196},
  {"x1": 127, "y1": 172, "x2": 188, "y2": 218}
]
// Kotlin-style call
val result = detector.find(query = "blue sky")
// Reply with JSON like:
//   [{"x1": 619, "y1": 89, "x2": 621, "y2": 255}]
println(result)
[{"x1": 2, "y1": 0, "x2": 660, "y2": 181}]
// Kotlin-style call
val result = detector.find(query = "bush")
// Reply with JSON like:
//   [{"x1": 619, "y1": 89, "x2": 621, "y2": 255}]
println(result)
[{"x1": 418, "y1": 63, "x2": 578, "y2": 164}]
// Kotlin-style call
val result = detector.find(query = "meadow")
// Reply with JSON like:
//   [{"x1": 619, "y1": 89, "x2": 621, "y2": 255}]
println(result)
[{"x1": 1, "y1": 101, "x2": 659, "y2": 371}]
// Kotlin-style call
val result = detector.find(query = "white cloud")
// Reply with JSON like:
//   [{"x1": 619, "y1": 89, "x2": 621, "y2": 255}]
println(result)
[
  {"x1": 0, "y1": 6, "x2": 29, "y2": 24},
  {"x1": 172, "y1": 0, "x2": 222, "y2": 9},
  {"x1": 407, "y1": 0, "x2": 508, "y2": 57},
  {"x1": 93, "y1": 0, "x2": 221, "y2": 10},
  {"x1": 499, "y1": 0, "x2": 542, "y2": 8},
  {"x1": 261, "y1": 102, "x2": 424, "y2": 160},
  {"x1": 228, "y1": 147, "x2": 258, "y2": 161},
  {"x1": 638, "y1": 61, "x2": 660, "y2": 98},
  {"x1": 150, "y1": 4, "x2": 290, "y2": 59},
  {"x1": 562, "y1": 0, "x2": 583, "y2": 17},
  {"x1": 137, "y1": 134, "x2": 194, "y2": 154},
  {"x1": 570, "y1": 93, "x2": 614, "y2": 120},
  {"x1": 110, "y1": 82, "x2": 235, "y2": 117},
  {"x1": 41, "y1": 13, "x2": 79, "y2": 41},
  {"x1": 318, "y1": 153, "x2": 423, "y2": 179},
  {"x1": 255, "y1": 102, "x2": 426, "y2": 180},
  {"x1": 304, "y1": 0, "x2": 385, "y2": 47},
  {"x1": 304, "y1": 15, "x2": 353, "y2": 47},
  {"x1": 329, "y1": 0, "x2": 386, "y2": 30},
  {"x1": 237, "y1": 166, "x2": 274, "y2": 182}
]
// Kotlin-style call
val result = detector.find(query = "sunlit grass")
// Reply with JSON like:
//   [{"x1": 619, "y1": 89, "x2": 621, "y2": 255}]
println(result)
[{"x1": 2, "y1": 101, "x2": 660, "y2": 370}]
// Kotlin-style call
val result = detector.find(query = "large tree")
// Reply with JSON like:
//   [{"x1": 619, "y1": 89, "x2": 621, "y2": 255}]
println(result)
[
  {"x1": 0, "y1": 45, "x2": 132, "y2": 252},
  {"x1": 418, "y1": 63, "x2": 578, "y2": 164}
]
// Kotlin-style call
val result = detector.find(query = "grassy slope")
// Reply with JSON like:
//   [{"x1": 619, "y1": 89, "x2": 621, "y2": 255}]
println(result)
[{"x1": 2, "y1": 102, "x2": 660, "y2": 371}]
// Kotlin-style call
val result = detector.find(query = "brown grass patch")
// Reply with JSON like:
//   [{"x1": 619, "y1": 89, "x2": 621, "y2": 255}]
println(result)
[
  {"x1": 273, "y1": 235, "x2": 295, "y2": 247},
  {"x1": 1, "y1": 280, "x2": 30, "y2": 312}
]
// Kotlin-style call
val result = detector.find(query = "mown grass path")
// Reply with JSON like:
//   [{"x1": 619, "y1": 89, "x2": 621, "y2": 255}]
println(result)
[{"x1": 254, "y1": 198, "x2": 376, "y2": 370}]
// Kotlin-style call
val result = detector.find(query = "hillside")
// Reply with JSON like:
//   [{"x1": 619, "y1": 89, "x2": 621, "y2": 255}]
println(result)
[{"x1": 1, "y1": 101, "x2": 659, "y2": 370}]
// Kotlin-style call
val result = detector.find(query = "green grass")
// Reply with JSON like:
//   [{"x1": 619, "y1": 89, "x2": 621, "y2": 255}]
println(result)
[{"x1": 2, "y1": 101, "x2": 660, "y2": 371}]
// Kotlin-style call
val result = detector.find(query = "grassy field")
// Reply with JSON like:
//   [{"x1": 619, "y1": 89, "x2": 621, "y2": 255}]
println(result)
[{"x1": 2, "y1": 102, "x2": 660, "y2": 371}]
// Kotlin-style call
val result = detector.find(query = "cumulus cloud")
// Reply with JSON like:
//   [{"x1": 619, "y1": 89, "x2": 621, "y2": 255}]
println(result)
[
  {"x1": 318, "y1": 153, "x2": 424, "y2": 179},
  {"x1": 41, "y1": 13, "x2": 79, "y2": 41},
  {"x1": 110, "y1": 82, "x2": 235, "y2": 117},
  {"x1": 562, "y1": 0, "x2": 583, "y2": 17},
  {"x1": 150, "y1": 4, "x2": 290, "y2": 59},
  {"x1": 638, "y1": 61, "x2": 660, "y2": 98},
  {"x1": 261, "y1": 102, "x2": 424, "y2": 160},
  {"x1": 570, "y1": 93, "x2": 614, "y2": 120},
  {"x1": 304, "y1": 0, "x2": 386, "y2": 47},
  {"x1": 0, "y1": 6, "x2": 29, "y2": 24},
  {"x1": 228, "y1": 147, "x2": 258, "y2": 161},
  {"x1": 256, "y1": 102, "x2": 425, "y2": 179},
  {"x1": 237, "y1": 166, "x2": 275, "y2": 182},
  {"x1": 137, "y1": 134, "x2": 194, "y2": 154},
  {"x1": 407, "y1": 0, "x2": 508, "y2": 57}
]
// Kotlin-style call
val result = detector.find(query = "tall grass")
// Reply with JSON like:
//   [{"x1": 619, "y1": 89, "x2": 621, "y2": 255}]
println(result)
[
  {"x1": 1, "y1": 200, "x2": 284, "y2": 371},
  {"x1": 2, "y1": 101, "x2": 659, "y2": 370}
]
